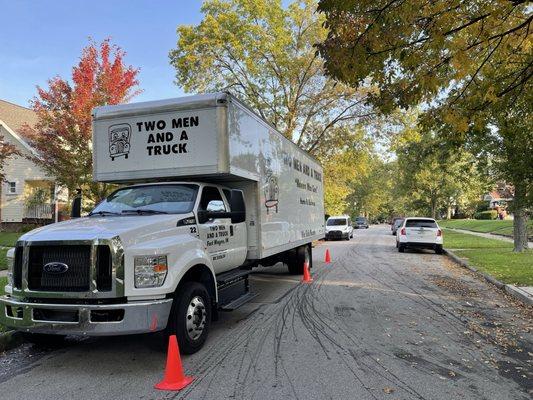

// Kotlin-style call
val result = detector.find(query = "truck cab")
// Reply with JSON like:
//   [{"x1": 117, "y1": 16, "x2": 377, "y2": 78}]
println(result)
[{"x1": 1, "y1": 182, "x2": 251, "y2": 353}]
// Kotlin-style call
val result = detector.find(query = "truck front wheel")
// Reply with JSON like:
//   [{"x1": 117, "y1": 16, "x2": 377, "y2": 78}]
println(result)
[{"x1": 167, "y1": 281, "x2": 211, "y2": 354}]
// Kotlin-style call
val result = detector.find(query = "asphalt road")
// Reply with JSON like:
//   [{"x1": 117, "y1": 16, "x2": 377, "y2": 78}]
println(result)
[{"x1": 1, "y1": 225, "x2": 531, "y2": 399}]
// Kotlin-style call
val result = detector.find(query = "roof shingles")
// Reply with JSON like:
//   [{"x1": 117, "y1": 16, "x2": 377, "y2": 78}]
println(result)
[{"x1": 0, "y1": 99, "x2": 37, "y2": 143}]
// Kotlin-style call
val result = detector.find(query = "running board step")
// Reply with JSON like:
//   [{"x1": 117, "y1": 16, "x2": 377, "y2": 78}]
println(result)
[
  {"x1": 216, "y1": 268, "x2": 251, "y2": 289},
  {"x1": 216, "y1": 268, "x2": 255, "y2": 310},
  {"x1": 219, "y1": 292, "x2": 258, "y2": 311}
]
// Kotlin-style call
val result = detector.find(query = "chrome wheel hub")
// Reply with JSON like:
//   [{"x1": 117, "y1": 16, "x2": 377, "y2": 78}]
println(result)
[{"x1": 186, "y1": 296, "x2": 206, "y2": 341}]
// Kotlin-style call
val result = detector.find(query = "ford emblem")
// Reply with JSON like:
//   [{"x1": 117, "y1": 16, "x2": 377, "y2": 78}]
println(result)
[{"x1": 43, "y1": 262, "x2": 69, "y2": 274}]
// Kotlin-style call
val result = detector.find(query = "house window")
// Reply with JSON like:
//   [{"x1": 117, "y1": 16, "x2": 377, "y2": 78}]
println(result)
[{"x1": 7, "y1": 182, "x2": 16, "y2": 194}]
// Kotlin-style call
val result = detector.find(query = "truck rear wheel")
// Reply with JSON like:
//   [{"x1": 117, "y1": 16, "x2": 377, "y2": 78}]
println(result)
[
  {"x1": 287, "y1": 244, "x2": 311, "y2": 275},
  {"x1": 167, "y1": 281, "x2": 211, "y2": 354}
]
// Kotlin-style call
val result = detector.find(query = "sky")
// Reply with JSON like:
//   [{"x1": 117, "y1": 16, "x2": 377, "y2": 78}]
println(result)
[{"x1": 0, "y1": 0, "x2": 204, "y2": 108}]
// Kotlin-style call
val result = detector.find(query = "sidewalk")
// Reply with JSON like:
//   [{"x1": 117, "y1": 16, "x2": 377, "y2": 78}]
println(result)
[{"x1": 446, "y1": 227, "x2": 533, "y2": 247}]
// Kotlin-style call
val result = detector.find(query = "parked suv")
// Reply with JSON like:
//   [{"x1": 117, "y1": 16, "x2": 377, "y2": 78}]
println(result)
[
  {"x1": 396, "y1": 217, "x2": 443, "y2": 254},
  {"x1": 325, "y1": 216, "x2": 353, "y2": 240},
  {"x1": 354, "y1": 217, "x2": 369, "y2": 229},
  {"x1": 391, "y1": 218, "x2": 404, "y2": 235}
]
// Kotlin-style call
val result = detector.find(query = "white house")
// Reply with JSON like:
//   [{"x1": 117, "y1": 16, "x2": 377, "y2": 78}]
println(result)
[{"x1": 0, "y1": 99, "x2": 61, "y2": 225}]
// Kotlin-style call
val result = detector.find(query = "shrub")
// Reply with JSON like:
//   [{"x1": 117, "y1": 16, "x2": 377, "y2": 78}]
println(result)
[
  {"x1": 474, "y1": 210, "x2": 498, "y2": 220},
  {"x1": 475, "y1": 200, "x2": 490, "y2": 213}
]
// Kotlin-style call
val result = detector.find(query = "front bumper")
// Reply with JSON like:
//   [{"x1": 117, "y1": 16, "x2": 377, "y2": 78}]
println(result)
[
  {"x1": 0, "y1": 296, "x2": 173, "y2": 336},
  {"x1": 325, "y1": 231, "x2": 348, "y2": 240}
]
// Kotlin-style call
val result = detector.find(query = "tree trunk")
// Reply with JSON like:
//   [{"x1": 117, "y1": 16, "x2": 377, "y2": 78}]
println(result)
[
  {"x1": 430, "y1": 198, "x2": 437, "y2": 219},
  {"x1": 446, "y1": 205, "x2": 452, "y2": 220},
  {"x1": 513, "y1": 186, "x2": 529, "y2": 252}
]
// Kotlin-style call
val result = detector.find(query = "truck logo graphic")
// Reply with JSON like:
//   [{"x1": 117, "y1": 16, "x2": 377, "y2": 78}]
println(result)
[
  {"x1": 264, "y1": 168, "x2": 279, "y2": 214},
  {"x1": 109, "y1": 123, "x2": 131, "y2": 161},
  {"x1": 43, "y1": 262, "x2": 69, "y2": 274}
]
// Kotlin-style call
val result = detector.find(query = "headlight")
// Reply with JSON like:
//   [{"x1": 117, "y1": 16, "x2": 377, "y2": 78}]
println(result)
[
  {"x1": 134, "y1": 255, "x2": 168, "y2": 288},
  {"x1": 6, "y1": 248, "x2": 15, "y2": 289}
]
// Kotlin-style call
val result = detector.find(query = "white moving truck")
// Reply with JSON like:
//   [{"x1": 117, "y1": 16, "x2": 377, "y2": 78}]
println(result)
[{"x1": 0, "y1": 92, "x2": 324, "y2": 353}]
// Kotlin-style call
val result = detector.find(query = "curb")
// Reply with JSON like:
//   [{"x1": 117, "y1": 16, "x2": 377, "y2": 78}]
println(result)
[
  {"x1": 0, "y1": 330, "x2": 23, "y2": 353},
  {"x1": 504, "y1": 285, "x2": 533, "y2": 306},
  {"x1": 443, "y1": 248, "x2": 532, "y2": 306}
]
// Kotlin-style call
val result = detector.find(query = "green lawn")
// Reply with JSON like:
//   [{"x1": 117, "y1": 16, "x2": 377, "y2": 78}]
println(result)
[
  {"x1": 0, "y1": 232, "x2": 21, "y2": 271},
  {"x1": 439, "y1": 219, "x2": 533, "y2": 238},
  {"x1": 443, "y1": 229, "x2": 533, "y2": 286},
  {"x1": 0, "y1": 248, "x2": 8, "y2": 271},
  {"x1": 0, "y1": 232, "x2": 21, "y2": 247},
  {"x1": 443, "y1": 230, "x2": 510, "y2": 249}
]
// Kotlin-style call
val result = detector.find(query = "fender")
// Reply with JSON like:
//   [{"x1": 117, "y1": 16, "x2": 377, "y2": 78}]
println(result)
[{"x1": 124, "y1": 232, "x2": 216, "y2": 300}]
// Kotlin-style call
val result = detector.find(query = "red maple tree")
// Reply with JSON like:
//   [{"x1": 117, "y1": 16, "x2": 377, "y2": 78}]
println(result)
[
  {"x1": 22, "y1": 39, "x2": 141, "y2": 202},
  {"x1": 0, "y1": 136, "x2": 20, "y2": 181}
]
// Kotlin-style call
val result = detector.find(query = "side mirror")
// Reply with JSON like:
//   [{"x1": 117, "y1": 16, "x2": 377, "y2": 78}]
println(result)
[
  {"x1": 71, "y1": 192, "x2": 82, "y2": 218},
  {"x1": 197, "y1": 210, "x2": 246, "y2": 224},
  {"x1": 196, "y1": 189, "x2": 246, "y2": 224},
  {"x1": 197, "y1": 210, "x2": 209, "y2": 224}
]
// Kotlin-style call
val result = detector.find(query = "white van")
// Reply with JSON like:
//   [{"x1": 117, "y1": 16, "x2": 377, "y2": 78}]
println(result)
[
  {"x1": 325, "y1": 215, "x2": 353, "y2": 240},
  {"x1": 0, "y1": 93, "x2": 325, "y2": 354}
]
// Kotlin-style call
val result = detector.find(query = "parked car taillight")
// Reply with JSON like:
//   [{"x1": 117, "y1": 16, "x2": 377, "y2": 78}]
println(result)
[
  {"x1": 400, "y1": 228, "x2": 406, "y2": 235},
  {"x1": 437, "y1": 229, "x2": 442, "y2": 237}
]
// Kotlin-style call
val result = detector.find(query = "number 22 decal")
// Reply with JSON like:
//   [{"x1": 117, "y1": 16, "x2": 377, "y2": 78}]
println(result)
[{"x1": 190, "y1": 227, "x2": 197, "y2": 234}]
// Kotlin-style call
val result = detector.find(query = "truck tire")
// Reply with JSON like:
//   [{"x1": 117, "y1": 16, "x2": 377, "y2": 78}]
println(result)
[
  {"x1": 435, "y1": 245, "x2": 443, "y2": 255},
  {"x1": 287, "y1": 244, "x2": 311, "y2": 275},
  {"x1": 398, "y1": 244, "x2": 405, "y2": 253},
  {"x1": 167, "y1": 281, "x2": 211, "y2": 355}
]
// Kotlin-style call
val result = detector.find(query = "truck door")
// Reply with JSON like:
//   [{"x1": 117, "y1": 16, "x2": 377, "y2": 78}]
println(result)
[
  {"x1": 197, "y1": 186, "x2": 234, "y2": 273},
  {"x1": 222, "y1": 189, "x2": 247, "y2": 267}
]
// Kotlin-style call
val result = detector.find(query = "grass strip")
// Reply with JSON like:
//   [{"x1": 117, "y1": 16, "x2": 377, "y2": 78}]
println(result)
[{"x1": 443, "y1": 229, "x2": 533, "y2": 286}]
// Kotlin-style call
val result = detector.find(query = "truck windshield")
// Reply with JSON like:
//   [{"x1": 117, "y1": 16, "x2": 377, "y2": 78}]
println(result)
[
  {"x1": 327, "y1": 218, "x2": 347, "y2": 226},
  {"x1": 90, "y1": 184, "x2": 199, "y2": 215}
]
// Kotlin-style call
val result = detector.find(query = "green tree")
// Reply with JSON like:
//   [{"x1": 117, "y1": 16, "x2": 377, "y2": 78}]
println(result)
[
  {"x1": 392, "y1": 121, "x2": 492, "y2": 219},
  {"x1": 170, "y1": 0, "x2": 374, "y2": 154},
  {"x1": 320, "y1": 126, "x2": 374, "y2": 216},
  {"x1": 317, "y1": 0, "x2": 531, "y2": 250},
  {"x1": 347, "y1": 158, "x2": 395, "y2": 221}
]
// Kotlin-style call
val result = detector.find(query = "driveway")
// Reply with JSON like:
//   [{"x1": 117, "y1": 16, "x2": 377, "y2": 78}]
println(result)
[{"x1": 0, "y1": 226, "x2": 531, "y2": 399}]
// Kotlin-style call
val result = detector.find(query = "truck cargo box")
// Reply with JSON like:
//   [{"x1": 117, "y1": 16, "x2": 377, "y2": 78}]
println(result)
[{"x1": 92, "y1": 92, "x2": 325, "y2": 258}]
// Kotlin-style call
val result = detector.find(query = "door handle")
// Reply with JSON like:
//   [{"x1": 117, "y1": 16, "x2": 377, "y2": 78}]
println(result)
[{"x1": 230, "y1": 225, "x2": 234, "y2": 236}]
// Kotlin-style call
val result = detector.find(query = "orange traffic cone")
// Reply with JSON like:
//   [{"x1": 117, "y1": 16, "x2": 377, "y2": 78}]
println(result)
[
  {"x1": 302, "y1": 261, "x2": 313, "y2": 283},
  {"x1": 325, "y1": 248, "x2": 331, "y2": 263},
  {"x1": 155, "y1": 335, "x2": 195, "y2": 391}
]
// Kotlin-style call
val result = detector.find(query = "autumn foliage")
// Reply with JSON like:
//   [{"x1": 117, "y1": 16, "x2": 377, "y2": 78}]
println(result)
[
  {"x1": 0, "y1": 136, "x2": 20, "y2": 182},
  {"x1": 22, "y1": 39, "x2": 141, "y2": 202}
]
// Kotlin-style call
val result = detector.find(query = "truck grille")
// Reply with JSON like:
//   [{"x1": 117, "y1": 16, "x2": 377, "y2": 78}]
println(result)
[
  {"x1": 28, "y1": 245, "x2": 91, "y2": 292},
  {"x1": 13, "y1": 246, "x2": 23, "y2": 289},
  {"x1": 96, "y1": 245, "x2": 112, "y2": 291}
]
